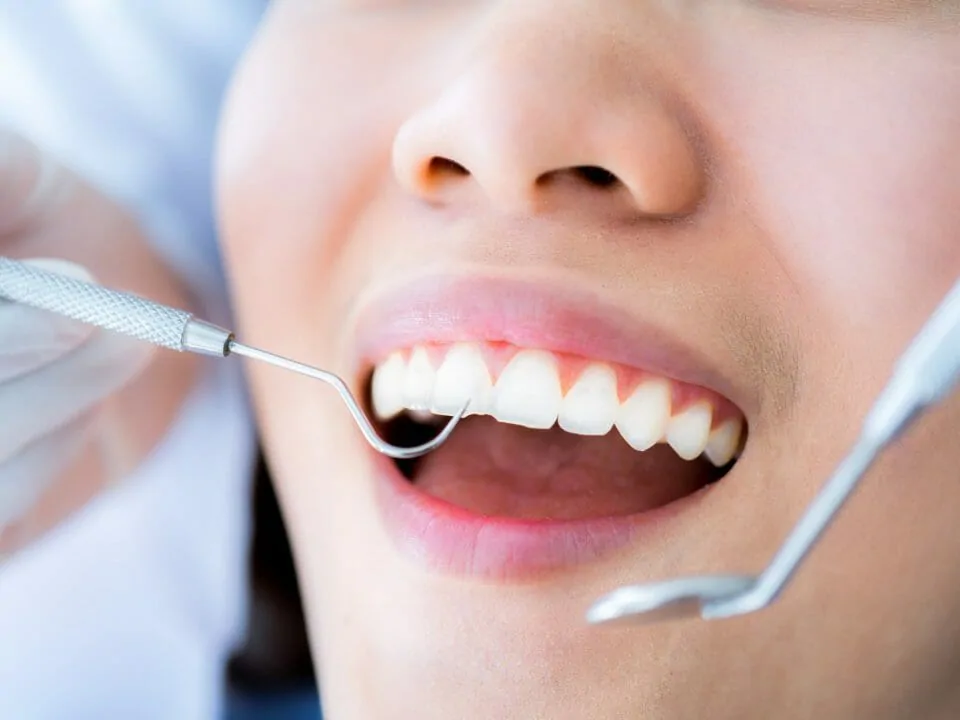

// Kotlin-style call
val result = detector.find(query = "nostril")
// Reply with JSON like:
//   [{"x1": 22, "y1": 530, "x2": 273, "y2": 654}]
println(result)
[
  {"x1": 572, "y1": 166, "x2": 620, "y2": 188},
  {"x1": 427, "y1": 157, "x2": 470, "y2": 178},
  {"x1": 537, "y1": 165, "x2": 623, "y2": 191}
]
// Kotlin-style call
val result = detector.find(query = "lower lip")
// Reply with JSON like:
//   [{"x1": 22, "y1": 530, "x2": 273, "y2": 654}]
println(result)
[{"x1": 372, "y1": 451, "x2": 712, "y2": 581}]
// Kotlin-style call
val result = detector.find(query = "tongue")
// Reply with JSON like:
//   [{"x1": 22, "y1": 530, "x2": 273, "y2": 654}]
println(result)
[{"x1": 413, "y1": 416, "x2": 711, "y2": 520}]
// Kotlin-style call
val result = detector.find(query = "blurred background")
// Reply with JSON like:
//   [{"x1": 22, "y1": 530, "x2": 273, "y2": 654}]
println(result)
[{"x1": 0, "y1": 2, "x2": 321, "y2": 718}]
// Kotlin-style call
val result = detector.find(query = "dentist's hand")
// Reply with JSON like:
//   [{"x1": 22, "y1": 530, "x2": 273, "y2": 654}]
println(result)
[
  {"x1": 0, "y1": 130, "x2": 198, "y2": 553},
  {"x1": 0, "y1": 259, "x2": 153, "y2": 532}
]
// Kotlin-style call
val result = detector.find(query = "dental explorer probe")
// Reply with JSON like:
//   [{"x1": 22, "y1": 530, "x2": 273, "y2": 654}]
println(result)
[
  {"x1": 0, "y1": 257, "x2": 466, "y2": 460},
  {"x1": 587, "y1": 274, "x2": 960, "y2": 626}
]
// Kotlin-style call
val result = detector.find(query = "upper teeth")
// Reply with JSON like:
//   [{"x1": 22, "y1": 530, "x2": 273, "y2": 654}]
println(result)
[{"x1": 371, "y1": 343, "x2": 744, "y2": 467}]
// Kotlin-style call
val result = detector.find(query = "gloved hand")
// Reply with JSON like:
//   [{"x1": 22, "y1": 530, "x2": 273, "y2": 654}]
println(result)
[
  {"x1": 0, "y1": 260, "x2": 154, "y2": 529},
  {"x1": 0, "y1": 132, "x2": 155, "y2": 541}
]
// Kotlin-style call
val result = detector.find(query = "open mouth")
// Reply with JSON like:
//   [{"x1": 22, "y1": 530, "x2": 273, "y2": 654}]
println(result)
[{"x1": 364, "y1": 342, "x2": 746, "y2": 522}]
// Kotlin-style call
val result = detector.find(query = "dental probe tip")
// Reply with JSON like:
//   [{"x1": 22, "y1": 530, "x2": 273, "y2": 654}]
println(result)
[
  {"x1": 225, "y1": 339, "x2": 467, "y2": 460},
  {"x1": 383, "y1": 401, "x2": 470, "y2": 460}
]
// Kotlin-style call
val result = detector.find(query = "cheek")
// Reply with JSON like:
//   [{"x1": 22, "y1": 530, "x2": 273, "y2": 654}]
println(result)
[
  {"x1": 701, "y1": 17, "x2": 960, "y2": 358},
  {"x1": 217, "y1": 9, "x2": 425, "y2": 351},
  {"x1": 213, "y1": 6, "x2": 476, "y2": 574}
]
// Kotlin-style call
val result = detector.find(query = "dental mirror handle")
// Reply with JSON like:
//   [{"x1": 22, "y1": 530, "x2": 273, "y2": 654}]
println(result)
[
  {"x1": 726, "y1": 274, "x2": 960, "y2": 615},
  {"x1": 862, "y1": 275, "x2": 960, "y2": 440},
  {"x1": 0, "y1": 256, "x2": 466, "y2": 460}
]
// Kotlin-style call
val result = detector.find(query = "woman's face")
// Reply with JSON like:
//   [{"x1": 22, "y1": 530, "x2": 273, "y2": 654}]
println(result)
[{"x1": 217, "y1": 2, "x2": 960, "y2": 717}]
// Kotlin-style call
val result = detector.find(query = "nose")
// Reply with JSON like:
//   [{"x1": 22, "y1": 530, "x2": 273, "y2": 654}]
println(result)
[{"x1": 392, "y1": 15, "x2": 704, "y2": 219}]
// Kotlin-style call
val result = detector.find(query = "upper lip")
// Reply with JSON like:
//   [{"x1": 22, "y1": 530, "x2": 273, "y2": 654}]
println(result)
[{"x1": 348, "y1": 273, "x2": 753, "y2": 416}]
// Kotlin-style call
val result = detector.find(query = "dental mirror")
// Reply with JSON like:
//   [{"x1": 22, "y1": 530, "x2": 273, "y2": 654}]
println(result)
[
  {"x1": 586, "y1": 575, "x2": 756, "y2": 626},
  {"x1": 587, "y1": 271, "x2": 960, "y2": 627}
]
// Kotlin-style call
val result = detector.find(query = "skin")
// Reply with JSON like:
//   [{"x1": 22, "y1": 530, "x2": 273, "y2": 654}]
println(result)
[{"x1": 216, "y1": 1, "x2": 960, "y2": 718}]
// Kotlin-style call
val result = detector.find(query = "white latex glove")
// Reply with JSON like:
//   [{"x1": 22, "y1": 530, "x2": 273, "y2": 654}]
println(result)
[{"x1": 0, "y1": 133, "x2": 155, "y2": 536}]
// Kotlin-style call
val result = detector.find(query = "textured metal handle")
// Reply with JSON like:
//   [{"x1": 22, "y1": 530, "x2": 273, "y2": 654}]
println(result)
[{"x1": 0, "y1": 256, "x2": 192, "y2": 351}]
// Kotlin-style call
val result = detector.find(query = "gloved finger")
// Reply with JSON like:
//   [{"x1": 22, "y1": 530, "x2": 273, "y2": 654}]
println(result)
[
  {"x1": 0, "y1": 321, "x2": 154, "y2": 462},
  {"x1": 0, "y1": 258, "x2": 97, "y2": 383},
  {"x1": 0, "y1": 413, "x2": 92, "y2": 529},
  {"x1": 0, "y1": 131, "x2": 69, "y2": 234}
]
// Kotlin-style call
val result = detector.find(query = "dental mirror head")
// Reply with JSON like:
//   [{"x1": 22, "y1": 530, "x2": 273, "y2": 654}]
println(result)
[{"x1": 586, "y1": 575, "x2": 757, "y2": 626}]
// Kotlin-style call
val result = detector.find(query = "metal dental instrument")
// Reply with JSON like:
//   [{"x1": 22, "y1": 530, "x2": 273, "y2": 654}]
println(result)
[
  {"x1": 588, "y1": 274, "x2": 960, "y2": 627},
  {"x1": 0, "y1": 256, "x2": 466, "y2": 460}
]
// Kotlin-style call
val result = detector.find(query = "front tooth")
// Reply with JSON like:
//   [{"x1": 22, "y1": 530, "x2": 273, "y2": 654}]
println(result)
[
  {"x1": 558, "y1": 363, "x2": 619, "y2": 436},
  {"x1": 491, "y1": 349, "x2": 562, "y2": 429},
  {"x1": 704, "y1": 418, "x2": 743, "y2": 467},
  {"x1": 665, "y1": 402, "x2": 713, "y2": 460},
  {"x1": 402, "y1": 346, "x2": 436, "y2": 410},
  {"x1": 371, "y1": 351, "x2": 406, "y2": 420},
  {"x1": 616, "y1": 380, "x2": 671, "y2": 451},
  {"x1": 431, "y1": 342, "x2": 492, "y2": 416}
]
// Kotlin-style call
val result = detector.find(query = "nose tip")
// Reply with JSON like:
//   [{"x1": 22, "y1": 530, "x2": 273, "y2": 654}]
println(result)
[
  {"x1": 391, "y1": 67, "x2": 705, "y2": 218},
  {"x1": 391, "y1": 99, "x2": 554, "y2": 213}
]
